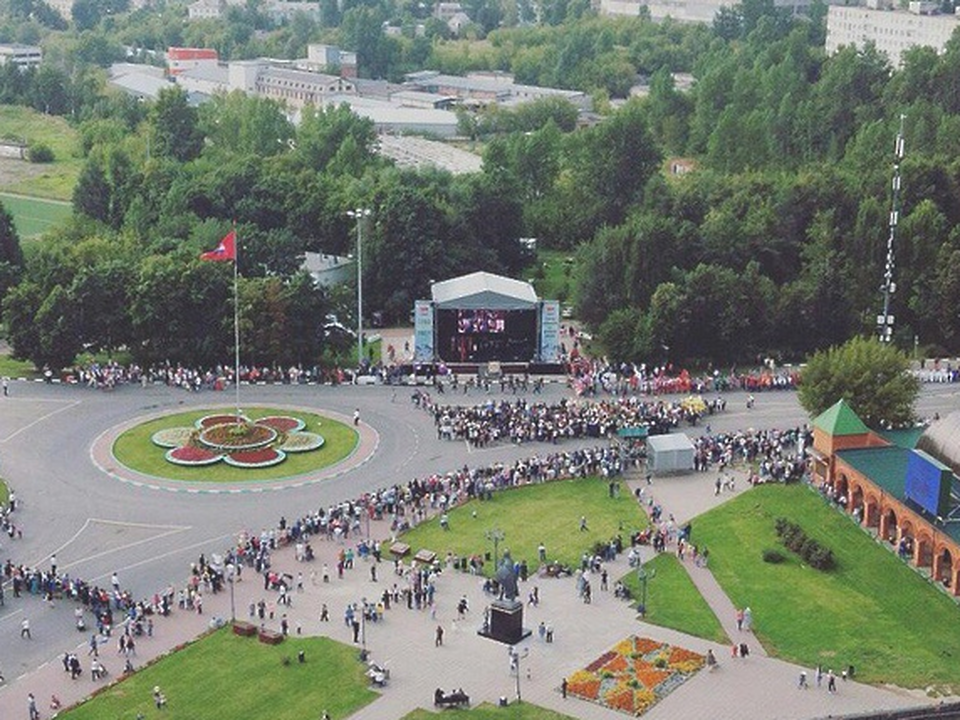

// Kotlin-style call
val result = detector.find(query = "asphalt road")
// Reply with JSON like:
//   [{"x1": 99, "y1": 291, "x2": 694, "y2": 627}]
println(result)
[{"x1": 0, "y1": 379, "x2": 956, "y2": 681}]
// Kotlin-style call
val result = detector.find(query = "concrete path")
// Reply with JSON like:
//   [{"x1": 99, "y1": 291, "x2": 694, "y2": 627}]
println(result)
[{"x1": 0, "y1": 479, "x2": 929, "y2": 720}]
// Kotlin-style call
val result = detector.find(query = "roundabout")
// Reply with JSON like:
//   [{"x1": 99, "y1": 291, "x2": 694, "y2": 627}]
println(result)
[{"x1": 97, "y1": 404, "x2": 373, "y2": 490}]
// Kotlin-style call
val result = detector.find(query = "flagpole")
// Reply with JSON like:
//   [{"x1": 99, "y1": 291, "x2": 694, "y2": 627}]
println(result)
[{"x1": 233, "y1": 225, "x2": 241, "y2": 420}]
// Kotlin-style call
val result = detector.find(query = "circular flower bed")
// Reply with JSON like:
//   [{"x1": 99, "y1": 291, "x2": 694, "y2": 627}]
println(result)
[
  {"x1": 224, "y1": 447, "x2": 286, "y2": 468},
  {"x1": 196, "y1": 414, "x2": 248, "y2": 430},
  {"x1": 151, "y1": 427, "x2": 196, "y2": 449},
  {"x1": 278, "y1": 432, "x2": 325, "y2": 453},
  {"x1": 166, "y1": 446, "x2": 223, "y2": 466},
  {"x1": 198, "y1": 423, "x2": 277, "y2": 452},
  {"x1": 256, "y1": 416, "x2": 305, "y2": 433}
]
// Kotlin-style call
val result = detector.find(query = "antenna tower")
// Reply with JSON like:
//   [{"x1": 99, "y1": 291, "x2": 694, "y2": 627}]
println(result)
[{"x1": 878, "y1": 115, "x2": 905, "y2": 343}]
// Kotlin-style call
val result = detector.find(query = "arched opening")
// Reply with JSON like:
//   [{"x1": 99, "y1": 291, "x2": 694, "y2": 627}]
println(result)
[
  {"x1": 896, "y1": 520, "x2": 914, "y2": 560},
  {"x1": 881, "y1": 507, "x2": 898, "y2": 544},
  {"x1": 864, "y1": 496, "x2": 881, "y2": 528},
  {"x1": 916, "y1": 534, "x2": 934, "y2": 568},
  {"x1": 936, "y1": 548, "x2": 954, "y2": 589},
  {"x1": 835, "y1": 473, "x2": 850, "y2": 508},
  {"x1": 850, "y1": 485, "x2": 865, "y2": 524}
]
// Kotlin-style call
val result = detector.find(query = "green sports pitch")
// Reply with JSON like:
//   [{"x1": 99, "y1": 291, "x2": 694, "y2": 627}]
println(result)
[{"x1": 0, "y1": 192, "x2": 71, "y2": 238}]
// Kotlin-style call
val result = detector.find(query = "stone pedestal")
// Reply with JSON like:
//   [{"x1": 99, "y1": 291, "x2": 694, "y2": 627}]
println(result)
[{"x1": 478, "y1": 600, "x2": 531, "y2": 645}]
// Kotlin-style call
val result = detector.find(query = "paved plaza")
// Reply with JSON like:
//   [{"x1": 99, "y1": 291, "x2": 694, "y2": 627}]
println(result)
[{"x1": 1, "y1": 378, "x2": 958, "y2": 719}]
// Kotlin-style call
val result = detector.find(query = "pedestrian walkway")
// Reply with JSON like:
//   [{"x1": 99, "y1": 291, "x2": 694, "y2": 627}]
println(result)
[{"x1": 0, "y1": 478, "x2": 930, "y2": 720}]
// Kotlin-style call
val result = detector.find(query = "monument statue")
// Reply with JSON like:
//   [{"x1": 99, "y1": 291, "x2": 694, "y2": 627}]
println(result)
[{"x1": 495, "y1": 550, "x2": 519, "y2": 602}]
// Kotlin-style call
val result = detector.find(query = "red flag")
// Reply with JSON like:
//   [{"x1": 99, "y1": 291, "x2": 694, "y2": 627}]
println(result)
[{"x1": 200, "y1": 230, "x2": 236, "y2": 262}]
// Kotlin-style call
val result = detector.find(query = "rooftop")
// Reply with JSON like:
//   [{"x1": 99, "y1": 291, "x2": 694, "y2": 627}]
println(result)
[{"x1": 813, "y1": 399, "x2": 870, "y2": 437}]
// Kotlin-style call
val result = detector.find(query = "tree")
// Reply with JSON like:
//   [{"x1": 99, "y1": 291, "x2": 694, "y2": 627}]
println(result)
[
  {"x1": 149, "y1": 86, "x2": 203, "y2": 163},
  {"x1": 798, "y1": 336, "x2": 920, "y2": 427}
]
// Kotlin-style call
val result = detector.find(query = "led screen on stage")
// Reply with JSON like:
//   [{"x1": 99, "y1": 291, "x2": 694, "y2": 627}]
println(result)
[
  {"x1": 905, "y1": 450, "x2": 951, "y2": 518},
  {"x1": 457, "y1": 309, "x2": 506, "y2": 334}
]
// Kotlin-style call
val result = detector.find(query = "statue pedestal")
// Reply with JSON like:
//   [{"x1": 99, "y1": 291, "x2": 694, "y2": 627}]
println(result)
[{"x1": 477, "y1": 600, "x2": 531, "y2": 645}]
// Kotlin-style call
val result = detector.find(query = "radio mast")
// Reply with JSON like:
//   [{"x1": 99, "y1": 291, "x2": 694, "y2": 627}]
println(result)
[{"x1": 878, "y1": 115, "x2": 905, "y2": 343}]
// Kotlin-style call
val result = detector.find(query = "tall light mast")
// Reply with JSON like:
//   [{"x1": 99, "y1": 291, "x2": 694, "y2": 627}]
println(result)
[{"x1": 878, "y1": 115, "x2": 905, "y2": 343}]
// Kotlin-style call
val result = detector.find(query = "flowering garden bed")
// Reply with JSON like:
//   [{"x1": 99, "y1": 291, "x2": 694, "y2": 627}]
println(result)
[
  {"x1": 151, "y1": 414, "x2": 322, "y2": 470},
  {"x1": 565, "y1": 636, "x2": 704, "y2": 716}
]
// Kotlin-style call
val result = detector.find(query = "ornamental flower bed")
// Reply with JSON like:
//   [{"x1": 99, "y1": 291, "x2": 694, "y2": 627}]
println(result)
[
  {"x1": 224, "y1": 447, "x2": 286, "y2": 468},
  {"x1": 158, "y1": 414, "x2": 323, "y2": 469},
  {"x1": 564, "y1": 636, "x2": 705, "y2": 716},
  {"x1": 166, "y1": 446, "x2": 223, "y2": 466}
]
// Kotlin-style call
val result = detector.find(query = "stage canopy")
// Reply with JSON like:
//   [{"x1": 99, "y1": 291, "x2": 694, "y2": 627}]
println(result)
[{"x1": 431, "y1": 271, "x2": 538, "y2": 310}]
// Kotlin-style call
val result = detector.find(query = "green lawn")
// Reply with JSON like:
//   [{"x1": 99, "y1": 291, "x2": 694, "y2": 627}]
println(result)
[
  {"x1": 528, "y1": 249, "x2": 576, "y2": 305},
  {"x1": 0, "y1": 192, "x2": 71, "y2": 238},
  {"x1": 112, "y1": 407, "x2": 358, "y2": 482},
  {"x1": 402, "y1": 702, "x2": 576, "y2": 720},
  {"x1": 694, "y1": 483, "x2": 960, "y2": 690},
  {"x1": 0, "y1": 105, "x2": 82, "y2": 200},
  {"x1": 399, "y1": 478, "x2": 647, "y2": 574},
  {"x1": 0, "y1": 477, "x2": 8, "y2": 508},
  {"x1": 620, "y1": 553, "x2": 728, "y2": 644},
  {"x1": 0, "y1": 354, "x2": 38, "y2": 378},
  {"x1": 60, "y1": 628, "x2": 377, "y2": 720}
]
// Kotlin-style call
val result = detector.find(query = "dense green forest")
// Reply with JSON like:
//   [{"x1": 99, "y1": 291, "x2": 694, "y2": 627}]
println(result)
[{"x1": 1, "y1": 0, "x2": 960, "y2": 369}]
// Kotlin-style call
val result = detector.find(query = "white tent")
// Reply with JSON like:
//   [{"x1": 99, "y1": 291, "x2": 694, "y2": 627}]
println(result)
[{"x1": 647, "y1": 433, "x2": 695, "y2": 474}]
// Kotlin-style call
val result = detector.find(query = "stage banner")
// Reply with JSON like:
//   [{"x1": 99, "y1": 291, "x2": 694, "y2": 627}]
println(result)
[
  {"x1": 413, "y1": 300, "x2": 435, "y2": 362},
  {"x1": 540, "y1": 301, "x2": 561, "y2": 363}
]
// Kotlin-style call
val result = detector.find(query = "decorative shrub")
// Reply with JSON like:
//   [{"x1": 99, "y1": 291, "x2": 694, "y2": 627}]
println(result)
[
  {"x1": 762, "y1": 548, "x2": 786, "y2": 564},
  {"x1": 27, "y1": 142, "x2": 54, "y2": 163},
  {"x1": 774, "y1": 517, "x2": 836, "y2": 571}
]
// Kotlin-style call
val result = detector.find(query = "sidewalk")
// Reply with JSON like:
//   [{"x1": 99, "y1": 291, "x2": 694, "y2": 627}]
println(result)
[{"x1": 0, "y1": 479, "x2": 928, "y2": 720}]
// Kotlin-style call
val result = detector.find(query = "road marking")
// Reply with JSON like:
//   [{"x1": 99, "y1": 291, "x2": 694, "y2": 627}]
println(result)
[
  {"x1": 37, "y1": 518, "x2": 192, "y2": 571},
  {"x1": 0, "y1": 399, "x2": 82, "y2": 443},
  {"x1": 0, "y1": 608, "x2": 23, "y2": 625},
  {"x1": 84, "y1": 531, "x2": 236, "y2": 583}
]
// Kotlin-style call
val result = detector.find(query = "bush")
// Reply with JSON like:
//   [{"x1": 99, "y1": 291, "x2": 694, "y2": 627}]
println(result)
[
  {"x1": 773, "y1": 517, "x2": 836, "y2": 572},
  {"x1": 27, "y1": 142, "x2": 54, "y2": 163},
  {"x1": 762, "y1": 548, "x2": 786, "y2": 564}
]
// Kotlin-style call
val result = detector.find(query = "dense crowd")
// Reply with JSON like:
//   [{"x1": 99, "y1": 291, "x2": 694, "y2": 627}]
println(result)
[
  {"x1": 416, "y1": 394, "x2": 724, "y2": 446},
  {"x1": 693, "y1": 427, "x2": 812, "y2": 482}
]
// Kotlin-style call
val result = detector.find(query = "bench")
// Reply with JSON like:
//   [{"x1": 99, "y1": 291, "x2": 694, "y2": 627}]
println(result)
[
  {"x1": 233, "y1": 621, "x2": 257, "y2": 637},
  {"x1": 258, "y1": 629, "x2": 284, "y2": 645},
  {"x1": 390, "y1": 542, "x2": 411, "y2": 558},
  {"x1": 434, "y1": 690, "x2": 470, "y2": 709},
  {"x1": 414, "y1": 549, "x2": 437, "y2": 564}
]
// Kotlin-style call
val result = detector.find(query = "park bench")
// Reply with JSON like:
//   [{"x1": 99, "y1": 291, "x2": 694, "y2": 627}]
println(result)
[
  {"x1": 434, "y1": 688, "x2": 469, "y2": 709},
  {"x1": 233, "y1": 621, "x2": 257, "y2": 637},
  {"x1": 390, "y1": 542, "x2": 411, "y2": 558},
  {"x1": 414, "y1": 549, "x2": 437, "y2": 564},
  {"x1": 258, "y1": 629, "x2": 284, "y2": 645}
]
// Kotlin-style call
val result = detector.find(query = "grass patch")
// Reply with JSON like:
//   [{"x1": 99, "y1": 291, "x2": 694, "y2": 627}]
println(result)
[
  {"x1": 0, "y1": 192, "x2": 71, "y2": 238},
  {"x1": 694, "y1": 483, "x2": 960, "y2": 690},
  {"x1": 0, "y1": 106, "x2": 82, "y2": 200},
  {"x1": 112, "y1": 406, "x2": 358, "y2": 483},
  {"x1": 620, "y1": 553, "x2": 728, "y2": 644},
  {"x1": 0, "y1": 477, "x2": 8, "y2": 508},
  {"x1": 399, "y1": 478, "x2": 647, "y2": 573},
  {"x1": 401, "y1": 702, "x2": 577, "y2": 720},
  {"x1": 60, "y1": 628, "x2": 377, "y2": 720},
  {"x1": 0, "y1": 353, "x2": 39, "y2": 379},
  {"x1": 527, "y1": 249, "x2": 575, "y2": 305}
]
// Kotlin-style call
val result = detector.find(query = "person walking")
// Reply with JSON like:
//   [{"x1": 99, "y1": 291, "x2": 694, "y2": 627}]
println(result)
[
  {"x1": 20, "y1": 618, "x2": 31, "y2": 639},
  {"x1": 28, "y1": 693, "x2": 40, "y2": 720},
  {"x1": 798, "y1": 670, "x2": 808, "y2": 689},
  {"x1": 561, "y1": 677, "x2": 568, "y2": 699},
  {"x1": 827, "y1": 670, "x2": 837, "y2": 693},
  {"x1": 435, "y1": 624, "x2": 444, "y2": 647}
]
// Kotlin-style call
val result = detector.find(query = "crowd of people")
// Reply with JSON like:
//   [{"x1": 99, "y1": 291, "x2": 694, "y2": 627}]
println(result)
[
  {"x1": 416, "y1": 394, "x2": 724, "y2": 447},
  {"x1": 691, "y1": 427, "x2": 811, "y2": 482}
]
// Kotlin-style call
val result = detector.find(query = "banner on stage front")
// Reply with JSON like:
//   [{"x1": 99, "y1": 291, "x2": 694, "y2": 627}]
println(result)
[
  {"x1": 414, "y1": 301, "x2": 434, "y2": 362},
  {"x1": 540, "y1": 300, "x2": 560, "y2": 363}
]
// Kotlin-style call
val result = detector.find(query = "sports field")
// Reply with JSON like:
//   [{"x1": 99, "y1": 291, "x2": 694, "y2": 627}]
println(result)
[{"x1": 0, "y1": 192, "x2": 71, "y2": 238}]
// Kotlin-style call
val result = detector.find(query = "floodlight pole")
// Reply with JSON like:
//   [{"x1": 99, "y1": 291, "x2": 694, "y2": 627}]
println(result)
[
  {"x1": 486, "y1": 528, "x2": 505, "y2": 570},
  {"x1": 347, "y1": 208, "x2": 372, "y2": 369}
]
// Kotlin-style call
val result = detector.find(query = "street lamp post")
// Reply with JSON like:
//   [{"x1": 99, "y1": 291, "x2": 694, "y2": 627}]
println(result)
[
  {"x1": 637, "y1": 562, "x2": 655, "y2": 617},
  {"x1": 485, "y1": 528, "x2": 505, "y2": 570},
  {"x1": 347, "y1": 208, "x2": 371, "y2": 370},
  {"x1": 226, "y1": 562, "x2": 236, "y2": 623},
  {"x1": 512, "y1": 647, "x2": 530, "y2": 703}
]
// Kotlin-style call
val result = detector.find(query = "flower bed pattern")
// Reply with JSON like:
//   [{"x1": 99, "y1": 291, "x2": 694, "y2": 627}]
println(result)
[
  {"x1": 166, "y1": 446, "x2": 224, "y2": 466},
  {"x1": 224, "y1": 447, "x2": 286, "y2": 468},
  {"x1": 160, "y1": 413, "x2": 323, "y2": 469},
  {"x1": 565, "y1": 636, "x2": 705, "y2": 716},
  {"x1": 278, "y1": 432, "x2": 324, "y2": 453}
]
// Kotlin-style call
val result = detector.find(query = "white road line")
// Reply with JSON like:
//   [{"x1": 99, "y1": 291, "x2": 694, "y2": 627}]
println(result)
[
  {"x1": 0, "y1": 608, "x2": 23, "y2": 625},
  {"x1": 60, "y1": 526, "x2": 192, "y2": 572},
  {"x1": 86, "y1": 518, "x2": 190, "y2": 530},
  {"x1": 37, "y1": 518, "x2": 191, "y2": 570},
  {"x1": 0, "y1": 399, "x2": 82, "y2": 443},
  {"x1": 85, "y1": 532, "x2": 236, "y2": 583}
]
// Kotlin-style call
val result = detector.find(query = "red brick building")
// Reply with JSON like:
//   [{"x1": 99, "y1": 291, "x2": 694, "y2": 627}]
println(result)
[{"x1": 810, "y1": 400, "x2": 960, "y2": 594}]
